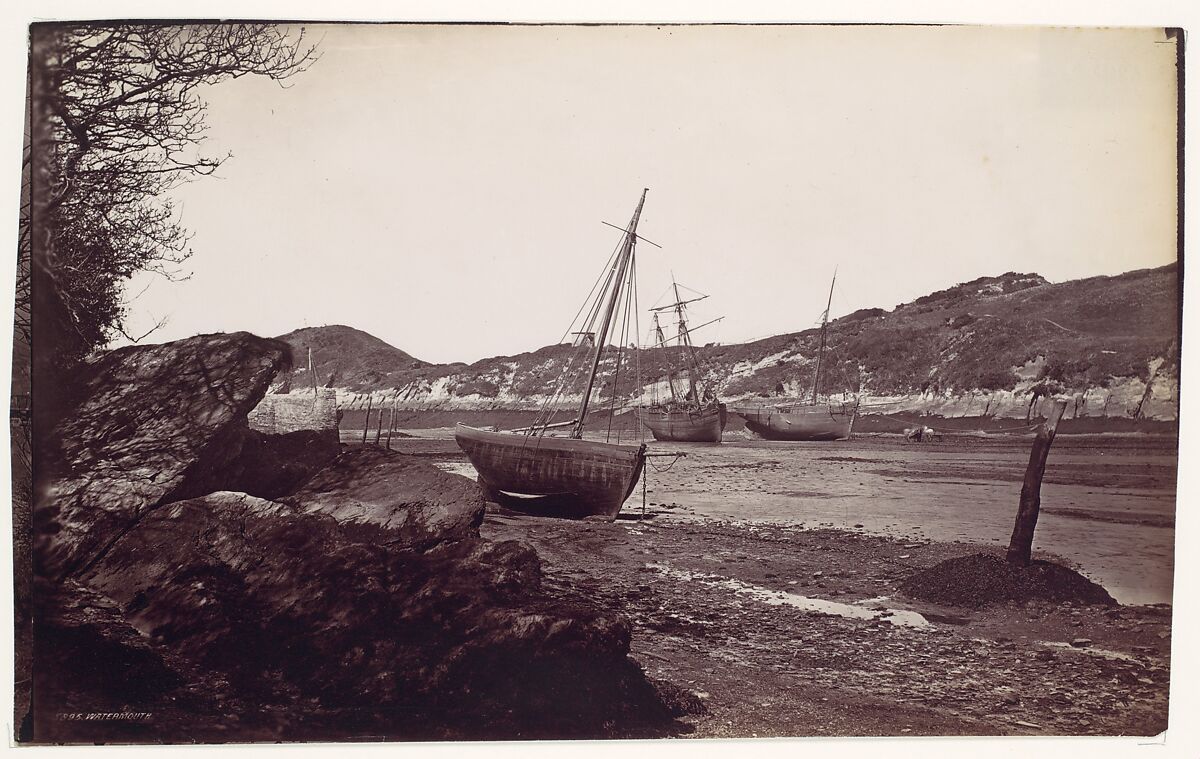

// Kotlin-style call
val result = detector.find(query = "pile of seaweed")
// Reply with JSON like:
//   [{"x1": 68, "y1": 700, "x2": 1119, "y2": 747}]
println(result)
[{"x1": 900, "y1": 553, "x2": 1117, "y2": 608}]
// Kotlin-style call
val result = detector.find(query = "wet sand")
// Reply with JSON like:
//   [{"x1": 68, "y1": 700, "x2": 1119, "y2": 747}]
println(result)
[
  {"x1": 370, "y1": 429, "x2": 1175, "y2": 736},
  {"x1": 632, "y1": 433, "x2": 1177, "y2": 606},
  {"x1": 394, "y1": 428, "x2": 1176, "y2": 605}
]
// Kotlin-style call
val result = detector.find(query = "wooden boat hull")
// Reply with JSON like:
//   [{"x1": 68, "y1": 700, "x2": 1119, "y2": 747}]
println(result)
[
  {"x1": 736, "y1": 403, "x2": 857, "y2": 441},
  {"x1": 641, "y1": 403, "x2": 726, "y2": 442},
  {"x1": 454, "y1": 424, "x2": 646, "y2": 520}
]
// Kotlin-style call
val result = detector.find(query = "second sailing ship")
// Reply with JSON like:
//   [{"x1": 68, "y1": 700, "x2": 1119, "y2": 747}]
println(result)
[{"x1": 640, "y1": 279, "x2": 727, "y2": 443}]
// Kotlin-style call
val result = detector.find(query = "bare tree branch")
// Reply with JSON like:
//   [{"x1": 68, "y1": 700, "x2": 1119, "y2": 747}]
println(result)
[
  {"x1": 26, "y1": 22, "x2": 319, "y2": 359},
  {"x1": 116, "y1": 313, "x2": 169, "y2": 343}
]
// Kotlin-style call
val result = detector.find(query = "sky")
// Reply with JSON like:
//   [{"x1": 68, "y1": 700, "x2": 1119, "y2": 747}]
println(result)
[{"x1": 117, "y1": 23, "x2": 1180, "y2": 364}]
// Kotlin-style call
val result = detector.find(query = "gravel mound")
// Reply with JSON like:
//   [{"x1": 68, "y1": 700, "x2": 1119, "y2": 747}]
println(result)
[{"x1": 900, "y1": 553, "x2": 1117, "y2": 608}]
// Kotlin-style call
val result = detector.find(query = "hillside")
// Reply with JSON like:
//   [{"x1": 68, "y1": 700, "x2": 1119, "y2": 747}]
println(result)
[
  {"x1": 281, "y1": 265, "x2": 1180, "y2": 421},
  {"x1": 274, "y1": 325, "x2": 429, "y2": 392}
]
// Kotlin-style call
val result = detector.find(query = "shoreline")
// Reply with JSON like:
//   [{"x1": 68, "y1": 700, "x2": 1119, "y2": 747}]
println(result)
[
  {"x1": 336, "y1": 407, "x2": 1180, "y2": 438},
  {"x1": 381, "y1": 429, "x2": 1177, "y2": 606}
]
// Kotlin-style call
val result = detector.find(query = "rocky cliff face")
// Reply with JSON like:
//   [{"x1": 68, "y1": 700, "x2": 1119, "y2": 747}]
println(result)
[
  {"x1": 279, "y1": 265, "x2": 1180, "y2": 422},
  {"x1": 27, "y1": 332, "x2": 684, "y2": 743}
]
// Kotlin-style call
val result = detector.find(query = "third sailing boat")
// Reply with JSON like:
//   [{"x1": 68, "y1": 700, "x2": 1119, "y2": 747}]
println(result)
[{"x1": 735, "y1": 270, "x2": 859, "y2": 441}]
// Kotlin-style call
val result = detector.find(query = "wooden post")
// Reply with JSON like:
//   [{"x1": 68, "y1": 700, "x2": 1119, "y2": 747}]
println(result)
[
  {"x1": 1006, "y1": 399, "x2": 1069, "y2": 567},
  {"x1": 374, "y1": 398, "x2": 385, "y2": 444},
  {"x1": 386, "y1": 395, "x2": 397, "y2": 450},
  {"x1": 361, "y1": 396, "x2": 373, "y2": 444}
]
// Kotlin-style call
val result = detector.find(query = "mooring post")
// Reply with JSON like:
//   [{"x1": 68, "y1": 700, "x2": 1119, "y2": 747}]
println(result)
[
  {"x1": 374, "y1": 398, "x2": 385, "y2": 444},
  {"x1": 1006, "y1": 399, "x2": 1069, "y2": 567},
  {"x1": 386, "y1": 395, "x2": 397, "y2": 450},
  {"x1": 361, "y1": 396, "x2": 373, "y2": 444}
]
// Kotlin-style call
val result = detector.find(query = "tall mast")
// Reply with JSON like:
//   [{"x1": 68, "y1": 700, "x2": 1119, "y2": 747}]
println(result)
[
  {"x1": 672, "y1": 277, "x2": 702, "y2": 401},
  {"x1": 574, "y1": 189, "x2": 647, "y2": 439},
  {"x1": 810, "y1": 269, "x2": 837, "y2": 405},
  {"x1": 652, "y1": 312, "x2": 678, "y2": 401}
]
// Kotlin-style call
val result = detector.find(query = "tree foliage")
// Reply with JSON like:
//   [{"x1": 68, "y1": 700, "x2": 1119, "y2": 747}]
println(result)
[
  {"x1": 24, "y1": 23, "x2": 318, "y2": 364},
  {"x1": 20, "y1": 22, "x2": 318, "y2": 446}
]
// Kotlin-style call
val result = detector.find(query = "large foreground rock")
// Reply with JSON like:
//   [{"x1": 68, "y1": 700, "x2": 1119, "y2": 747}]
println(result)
[
  {"x1": 34, "y1": 332, "x2": 291, "y2": 580},
  {"x1": 34, "y1": 491, "x2": 679, "y2": 741},
  {"x1": 29, "y1": 333, "x2": 682, "y2": 742}
]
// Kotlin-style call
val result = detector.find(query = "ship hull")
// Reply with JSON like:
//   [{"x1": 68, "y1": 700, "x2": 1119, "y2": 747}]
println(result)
[
  {"x1": 641, "y1": 403, "x2": 726, "y2": 442},
  {"x1": 454, "y1": 424, "x2": 646, "y2": 519},
  {"x1": 736, "y1": 403, "x2": 857, "y2": 441}
]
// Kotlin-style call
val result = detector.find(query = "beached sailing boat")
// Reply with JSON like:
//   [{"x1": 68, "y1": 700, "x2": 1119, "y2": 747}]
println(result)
[
  {"x1": 640, "y1": 279, "x2": 727, "y2": 442},
  {"x1": 735, "y1": 271, "x2": 859, "y2": 441},
  {"x1": 454, "y1": 190, "x2": 652, "y2": 520}
]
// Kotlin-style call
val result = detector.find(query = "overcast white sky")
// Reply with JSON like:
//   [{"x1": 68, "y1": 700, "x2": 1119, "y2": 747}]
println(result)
[{"x1": 119, "y1": 24, "x2": 1179, "y2": 364}]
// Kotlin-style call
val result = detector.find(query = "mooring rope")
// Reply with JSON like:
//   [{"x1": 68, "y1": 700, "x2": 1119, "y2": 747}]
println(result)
[{"x1": 647, "y1": 454, "x2": 686, "y2": 473}]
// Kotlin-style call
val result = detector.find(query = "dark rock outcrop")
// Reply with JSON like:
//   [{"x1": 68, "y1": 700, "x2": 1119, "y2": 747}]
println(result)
[
  {"x1": 34, "y1": 332, "x2": 292, "y2": 580},
  {"x1": 29, "y1": 332, "x2": 682, "y2": 742},
  {"x1": 213, "y1": 428, "x2": 342, "y2": 501},
  {"x1": 58, "y1": 491, "x2": 676, "y2": 740},
  {"x1": 34, "y1": 577, "x2": 186, "y2": 704},
  {"x1": 286, "y1": 446, "x2": 485, "y2": 549}
]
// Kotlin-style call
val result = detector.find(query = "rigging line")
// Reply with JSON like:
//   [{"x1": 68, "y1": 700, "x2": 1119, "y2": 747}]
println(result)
[
  {"x1": 544, "y1": 307, "x2": 614, "y2": 433},
  {"x1": 618, "y1": 266, "x2": 637, "y2": 441},
  {"x1": 593, "y1": 401, "x2": 643, "y2": 414},
  {"x1": 570, "y1": 247, "x2": 622, "y2": 350},
  {"x1": 581, "y1": 255, "x2": 619, "y2": 333},
  {"x1": 533, "y1": 353, "x2": 571, "y2": 430},
  {"x1": 608, "y1": 261, "x2": 632, "y2": 443},
  {"x1": 648, "y1": 295, "x2": 709, "y2": 312},
  {"x1": 631, "y1": 251, "x2": 645, "y2": 444},
  {"x1": 534, "y1": 323, "x2": 599, "y2": 430},
  {"x1": 617, "y1": 254, "x2": 639, "y2": 443},
  {"x1": 535, "y1": 337, "x2": 597, "y2": 432},
  {"x1": 613, "y1": 244, "x2": 642, "y2": 442},
  {"x1": 532, "y1": 349, "x2": 581, "y2": 432},
  {"x1": 644, "y1": 317, "x2": 726, "y2": 349},
  {"x1": 575, "y1": 191, "x2": 647, "y2": 440},
  {"x1": 647, "y1": 283, "x2": 675, "y2": 311},
  {"x1": 600, "y1": 220, "x2": 662, "y2": 248},
  {"x1": 533, "y1": 332, "x2": 609, "y2": 432},
  {"x1": 533, "y1": 243, "x2": 625, "y2": 431},
  {"x1": 547, "y1": 234, "x2": 625, "y2": 350}
]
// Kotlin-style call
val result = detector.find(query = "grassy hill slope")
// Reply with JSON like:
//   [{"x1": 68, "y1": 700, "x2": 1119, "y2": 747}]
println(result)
[
  {"x1": 278, "y1": 264, "x2": 1180, "y2": 420},
  {"x1": 274, "y1": 325, "x2": 429, "y2": 392}
]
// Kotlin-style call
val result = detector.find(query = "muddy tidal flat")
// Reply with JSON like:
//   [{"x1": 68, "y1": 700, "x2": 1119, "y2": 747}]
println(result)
[{"x1": 384, "y1": 429, "x2": 1176, "y2": 737}]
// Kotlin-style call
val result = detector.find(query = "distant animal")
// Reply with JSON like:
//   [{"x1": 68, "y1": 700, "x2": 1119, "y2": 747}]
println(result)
[{"x1": 904, "y1": 426, "x2": 941, "y2": 443}]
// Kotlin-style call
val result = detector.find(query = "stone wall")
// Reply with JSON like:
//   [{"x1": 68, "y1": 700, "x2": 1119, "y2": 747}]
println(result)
[{"x1": 248, "y1": 388, "x2": 340, "y2": 434}]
